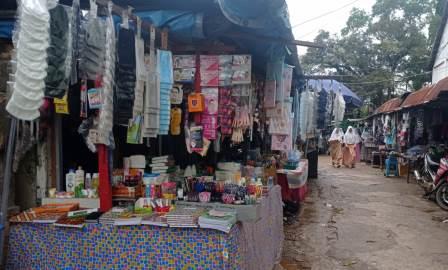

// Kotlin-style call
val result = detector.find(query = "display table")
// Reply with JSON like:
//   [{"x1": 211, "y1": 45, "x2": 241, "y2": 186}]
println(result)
[
  {"x1": 6, "y1": 186, "x2": 283, "y2": 270},
  {"x1": 277, "y1": 160, "x2": 309, "y2": 203}
]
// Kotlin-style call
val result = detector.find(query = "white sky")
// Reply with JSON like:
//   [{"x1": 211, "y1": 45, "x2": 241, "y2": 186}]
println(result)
[{"x1": 286, "y1": 0, "x2": 376, "y2": 55}]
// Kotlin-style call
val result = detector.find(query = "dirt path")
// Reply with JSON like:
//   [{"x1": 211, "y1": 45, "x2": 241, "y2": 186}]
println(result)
[{"x1": 281, "y1": 155, "x2": 448, "y2": 270}]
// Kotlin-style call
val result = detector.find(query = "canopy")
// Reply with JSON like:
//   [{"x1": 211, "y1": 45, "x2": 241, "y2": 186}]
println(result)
[
  {"x1": 0, "y1": 0, "x2": 302, "y2": 78},
  {"x1": 307, "y1": 79, "x2": 363, "y2": 108}
]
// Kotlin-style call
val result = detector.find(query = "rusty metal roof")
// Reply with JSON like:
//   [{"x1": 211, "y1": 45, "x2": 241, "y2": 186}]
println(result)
[
  {"x1": 375, "y1": 98, "x2": 402, "y2": 114},
  {"x1": 400, "y1": 85, "x2": 435, "y2": 108}
]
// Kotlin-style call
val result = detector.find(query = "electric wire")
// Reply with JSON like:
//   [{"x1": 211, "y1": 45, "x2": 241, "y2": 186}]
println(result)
[{"x1": 291, "y1": 0, "x2": 361, "y2": 28}]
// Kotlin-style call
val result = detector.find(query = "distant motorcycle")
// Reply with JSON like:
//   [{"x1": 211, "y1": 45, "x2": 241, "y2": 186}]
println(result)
[{"x1": 414, "y1": 146, "x2": 448, "y2": 210}]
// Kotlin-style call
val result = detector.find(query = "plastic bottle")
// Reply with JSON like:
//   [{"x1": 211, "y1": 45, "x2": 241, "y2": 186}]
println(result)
[
  {"x1": 85, "y1": 173, "x2": 92, "y2": 190},
  {"x1": 74, "y1": 167, "x2": 85, "y2": 198},
  {"x1": 92, "y1": 173, "x2": 99, "y2": 197},
  {"x1": 267, "y1": 176, "x2": 274, "y2": 188},
  {"x1": 65, "y1": 169, "x2": 76, "y2": 193}
]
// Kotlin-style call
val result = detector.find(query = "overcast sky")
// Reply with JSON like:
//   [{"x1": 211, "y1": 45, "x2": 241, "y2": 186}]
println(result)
[{"x1": 286, "y1": 0, "x2": 376, "y2": 55}]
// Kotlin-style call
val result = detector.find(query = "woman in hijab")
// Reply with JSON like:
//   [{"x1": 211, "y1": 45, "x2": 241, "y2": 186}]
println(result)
[
  {"x1": 343, "y1": 126, "x2": 361, "y2": 168},
  {"x1": 328, "y1": 128, "x2": 343, "y2": 168}
]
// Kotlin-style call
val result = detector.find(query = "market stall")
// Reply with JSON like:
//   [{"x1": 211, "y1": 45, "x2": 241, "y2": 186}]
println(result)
[
  {"x1": 7, "y1": 186, "x2": 283, "y2": 269},
  {"x1": 2, "y1": 0, "x2": 305, "y2": 268}
]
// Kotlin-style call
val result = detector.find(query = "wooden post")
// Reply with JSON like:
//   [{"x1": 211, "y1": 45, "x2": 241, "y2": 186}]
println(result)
[{"x1": 98, "y1": 144, "x2": 112, "y2": 212}]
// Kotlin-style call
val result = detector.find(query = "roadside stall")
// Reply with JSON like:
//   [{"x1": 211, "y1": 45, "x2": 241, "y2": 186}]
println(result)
[{"x1": 3, "y1": 0, "x2": 302, "y2": 268}]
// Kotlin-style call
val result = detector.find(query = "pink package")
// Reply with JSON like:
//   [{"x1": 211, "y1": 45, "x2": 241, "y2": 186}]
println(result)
[
  {"x1": 202, "y1": 114, "x2": 218, "y2": 140},
  {"x1": 201, "y1": 56, "x2": 219, "y2": 86},
  {"x1": 271, "y1": 134, "x2": 292, "y2": 151},
  {"x1": 202, "y1": 88, "x2": 219, "y2": 115},
  {"x1": 264, "y1": 80, "x2": 276, "y2": 108}
]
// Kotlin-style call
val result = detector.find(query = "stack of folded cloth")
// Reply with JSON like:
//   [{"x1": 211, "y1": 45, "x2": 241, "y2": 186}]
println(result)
[
  {"x1": 157, "y1": 50, "x2": 173, "y2": 135},
  {"x1": 166, "y1": 207, "x2": 205, "y2": 228},
  {"x1": 150, "y1": 155, "x2": 170, "y2": 175},
  {"x1": 114, "y1": 26, "x2": 136, "y2": 125},
  {"x1": 198, "y1": 209, "x2": 237, "y2": 233},
  {"x1": 6, "y1": 0, "x2": 51, "y2": 120}
]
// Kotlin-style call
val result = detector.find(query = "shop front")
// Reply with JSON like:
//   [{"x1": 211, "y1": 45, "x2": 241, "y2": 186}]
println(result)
[{"x1": 1, "y1": 0, "x2": 307, "y2": 268}]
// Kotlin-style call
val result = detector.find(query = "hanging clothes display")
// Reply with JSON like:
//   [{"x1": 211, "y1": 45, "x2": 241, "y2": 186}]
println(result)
[
  {"x1": 142, "y1": 27, "x2": 159, "y2": 138},
  {"x1": 6, "y1": 0, "x2": 51, "y2": 120},
  {"x1": 114, "y1": 26, "x2": 136, "y2": 125},
  {"x1": 97, "y1": 2, "x2": 116, "y2": 146},
  {"x1": 69, "y1": 0, "x2": 80, "y2": 85},
  {"x1": 79, "y1": 9, "x2": 106, "y2": 81},
  {"x1": 132, "y1": 20, "x2": 145, "y2": 119},
  {"x1": 45, "y1": 4, "x2": 70, "y2": 98},
  {"x1": 157, "y1": 49, "x2": 174, "y2": 135},
  {"x1": 333, "y1": 91, "x2": 346, "y2": 125}
]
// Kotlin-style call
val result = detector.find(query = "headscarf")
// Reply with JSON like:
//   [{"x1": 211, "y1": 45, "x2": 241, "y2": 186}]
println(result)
[
  {"x1": 329, "y1": 128, "x2": 343, "y2": 142},
  {"x1": 344, "y1": 126, "x2": 361, "y2": 144}
]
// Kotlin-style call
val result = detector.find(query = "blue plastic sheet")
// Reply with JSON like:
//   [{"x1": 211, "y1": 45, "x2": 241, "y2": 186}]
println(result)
[
  {"x1": 0, "y1": 20, "x2": 13, "y2": 39},
  {"x1": 308, "y1": 79, "x2": 363, "y2": 108}
]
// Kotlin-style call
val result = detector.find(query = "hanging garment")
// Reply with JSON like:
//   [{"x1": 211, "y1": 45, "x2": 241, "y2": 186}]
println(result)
[
  {"x1": 114, "y1": 27, "x2": 136, "y2": 125},
  {"x1": 98, "y1": 7, "x2": 116, "y2": 146},
  {"x1": 132, "y1": 36, "x2": 145, "y2": 118},
  {"x1": 79, "y1": 16, "x2": 106, "y2": 80},
  {"x1": 157, "y1": 49, "x2": 174, "y2": 135},
  {"x1": 69, "y1": 0, "x2": 80, "y2": 85},
  {"x1": 333, "y1": 91, "x2": 346, "y2": 125},
  {"x1": 45, "y1": 4, "x2": 70, "y2": 98},
  {"x1": 142, "y1": 26, "x2": 160, "y2": 138},
  {"x1": 6, "y1": 0, "x2": 50, "y2": 120}
]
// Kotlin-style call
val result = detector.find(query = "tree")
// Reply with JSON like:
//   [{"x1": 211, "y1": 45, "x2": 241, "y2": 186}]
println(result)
[{"x1": 301, "y1": 0, "x2": 442, "y2": 107}]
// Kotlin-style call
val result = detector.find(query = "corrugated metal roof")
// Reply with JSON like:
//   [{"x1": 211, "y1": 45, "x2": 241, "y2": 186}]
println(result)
[
  {"x1": 375, "y1": 98, "x2": 402, "y2": 114},
  {"x1": 401, "y1": 85, "x2": 435, "y2": 108},
  {"x1": 425, "y1": 76, "x2": 448, "y2": 102}
]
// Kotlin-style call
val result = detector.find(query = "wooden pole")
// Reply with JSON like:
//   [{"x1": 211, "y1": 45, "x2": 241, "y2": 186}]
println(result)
[{"x1": 0, "y1": 117, "x2": 18, "y2": 264}]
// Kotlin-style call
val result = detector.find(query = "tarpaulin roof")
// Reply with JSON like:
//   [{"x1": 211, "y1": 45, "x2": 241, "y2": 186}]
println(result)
[
  {"x1": 307, "y1": 79, "x2": 363, "y2": 108},
  {"x1": 375, "y1": 98, "x2": 402, "y2": 114},
  {"x1": 0, "y1": 0, "x2": 302, "y2": 78}
]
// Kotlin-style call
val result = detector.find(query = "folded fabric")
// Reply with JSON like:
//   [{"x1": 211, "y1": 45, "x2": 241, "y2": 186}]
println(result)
[{"x1": 7, "y1": 0, "x2": 50, "y2": 120}]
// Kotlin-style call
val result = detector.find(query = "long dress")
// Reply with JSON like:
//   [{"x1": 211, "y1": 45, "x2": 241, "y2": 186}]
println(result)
[
  {"x1": 328, "y1": 128, "x2": 343, "y2": 167},
  {"x1": 343, "y1": 126, "x2": 360, "y2": 168},
  {"x1": 343, "y1": 144, "x2": 356, "y2": 167},
  {"x1": 329, "y1": 140, "x2": 342, "y2": 166}
]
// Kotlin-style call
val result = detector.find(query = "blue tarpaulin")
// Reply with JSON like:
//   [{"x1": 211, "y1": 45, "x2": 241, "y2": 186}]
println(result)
[
  {"x1": 0, "y1": 20, "x2": 13, "y2": 39},
  {"x1": 308, "y1": 79, "x2": 363, "y2": 108}
]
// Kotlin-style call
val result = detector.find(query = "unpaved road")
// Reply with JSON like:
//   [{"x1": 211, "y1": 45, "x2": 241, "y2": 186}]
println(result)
[{"x1": 281, "y1": 156, "x2": 448, "y2": 270}]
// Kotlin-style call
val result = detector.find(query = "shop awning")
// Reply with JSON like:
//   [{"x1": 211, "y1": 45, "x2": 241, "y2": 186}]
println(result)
[
  {"x1": 375, "y1": 98, "x2": 402, "y2": 114},
  {"x1": 401, "y1": 85, "x2": 435, "y2": 109},
  {"x1": 0, "y1": 0, "x2": 303, "y2": 79},
  {"x1": 307, "y1": 79, "x2": 363, "y2": 108}
]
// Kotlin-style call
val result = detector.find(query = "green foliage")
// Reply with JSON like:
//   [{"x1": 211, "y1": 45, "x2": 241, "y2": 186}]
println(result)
[{"x1": 301, "y1": 0, "x2": 442, "y2": 107}]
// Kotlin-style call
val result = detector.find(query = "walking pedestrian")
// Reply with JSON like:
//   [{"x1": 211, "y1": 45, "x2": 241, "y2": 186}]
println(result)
[
  {"x1": 328, "y1": 128, "x2": 343, "y2": 168},
  {"x1": 343, "y1": 126, "x2": 361, "y2": 168}
]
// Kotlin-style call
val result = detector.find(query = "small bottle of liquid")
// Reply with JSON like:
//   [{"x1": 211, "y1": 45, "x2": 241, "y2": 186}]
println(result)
[
  {"x1": 267, "y1": 176, "x2": 274, "y2": 188},
  {"x1": 92, "y1": 173, "x2": 99, "y2": 197},
  {"x1": 85, "y1": 173, "x2": 92, "y2": 190}
]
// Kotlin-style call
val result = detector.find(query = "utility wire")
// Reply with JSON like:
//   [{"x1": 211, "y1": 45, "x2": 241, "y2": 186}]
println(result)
[{"x1": 291, "y1": 0, "x2": 361, "y2": 28}]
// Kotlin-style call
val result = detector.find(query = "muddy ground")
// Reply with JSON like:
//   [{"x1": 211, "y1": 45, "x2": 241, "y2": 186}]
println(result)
[{"x1": 281, "y1": 156, "x2": 448, "y2": 270}]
